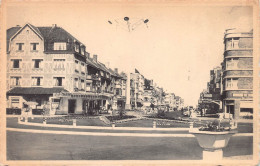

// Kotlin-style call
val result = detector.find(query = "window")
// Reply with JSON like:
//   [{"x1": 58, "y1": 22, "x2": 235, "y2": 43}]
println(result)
[
  {"x1": 75, "y1": 60, "x2": 80, "y2": 72},
  {"x1": 100, "y1": 71, "x2": 104, "y2": 77},
  {"x1": 12, "y1": 59, "x2": 21, "y2": 68},
  {"x1": 86, "y1": 83, "x2": 91, "y2": 91},
  {"x1": 53, "y1": 59, "x2": 65, "y2": 70},
  {"x1": 11, "y1": 98, "x2": 20, "y2": 108},
  {"x1": 226, "y1": 38, "x2": 239, "y2": 50},
  {"x1": 54, "y1": 42, "x2": 67, "y2": 50},
  {"x1": 216, "y1": 83, "x2": 220, "y2": 88},
  {"x1": 31, "y1": 77, "x2": 43, "y2": 86},
  {"x1": 81, "y1": 47, "x2": 85, "y2": 55},
  {"x1": 226, "y1": 58, "x2": 238, "y2": 70},
  {"x1": 53, "y1": 77, "x2": 64, "y2": 86},
  {"x1": 81, "y1": 79, "x2": 85, "y2": 89},
  {"x1": 33, "y1": 59, "x2": 43, "y2": 68},
  {"x1": 116, "y1": 89, "x2": 120, "y2": 95},
  {"x1": 74, "y1": 78, "x2": 79, "y2": 89},
  {"x1": 75, "y1": 44, "x2": 80, "y2": 52},
  {"x1": 226, "y1": 78, "x2": 238, "y2": 90},
  {"x1": 31, "y1": 43, "x2": 39, "y2": 51},
  {"x1": 10, "y1": 76, "x2": 21, "y2": 86},
  {"x1": 16, "y1": 43, "x2": 24, "y2": 51}
]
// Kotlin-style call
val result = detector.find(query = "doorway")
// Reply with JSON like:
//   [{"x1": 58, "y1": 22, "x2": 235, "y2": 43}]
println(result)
[
  {"x1": 68, "y1": 99, "x2": 76, "y2": 114},
  {"x1": 226, "y1": 105, "x2": 234, "y2": 115}
]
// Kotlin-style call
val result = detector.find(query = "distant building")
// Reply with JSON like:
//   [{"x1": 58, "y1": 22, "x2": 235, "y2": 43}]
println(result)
[
  {"x1": 164, "y1": 93, "x2": 175, "y2": 110},
  {"x1": 221, "y1": 29, "x2": 253, "y2": 119},
  {"x1": 129, "y1": 69, "x2": 145, "y2": 110},
  {"x1": 198, "y1": 67, "x2": 222, "y2": 114},
  {"x1": 143, "y1": 78, "x2": 154, "y2": 109}
]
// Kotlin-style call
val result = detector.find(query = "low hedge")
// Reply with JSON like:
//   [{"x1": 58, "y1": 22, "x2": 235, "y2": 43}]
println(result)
[
  {"x1": 106, "y1": 115, "x2": 135, "y2": 122},
  {"x1": 6, "y1": 108, "x2": 21, "y2": 115},
  {"x1": 32, "y1": 109, "x2": 44, "y2": 115}
]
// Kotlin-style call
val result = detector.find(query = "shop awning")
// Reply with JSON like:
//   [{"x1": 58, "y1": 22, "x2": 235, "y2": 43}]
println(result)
[{"x1": 7, "y1": 87, "x2": 68, "y2": 95}]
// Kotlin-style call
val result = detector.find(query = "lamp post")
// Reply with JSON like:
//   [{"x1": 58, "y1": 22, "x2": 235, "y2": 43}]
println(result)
[
  {"x1": 108, "y1": 17, "x2": 149, "y2": 32},
  {"x1": 108, "y1": 17, "x2": 150, "y2": 110}
]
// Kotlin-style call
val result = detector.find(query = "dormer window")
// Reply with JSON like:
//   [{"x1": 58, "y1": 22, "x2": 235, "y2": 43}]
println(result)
[
  {"x1": 81, "y1": 47, "x2": 85, "y2": 55},
  {"x1": 54, "y1": 42, "x2": 67, "y2": 50},
  {"x1": 75, "y1": 43, "x2": 80, "y2": 52}
]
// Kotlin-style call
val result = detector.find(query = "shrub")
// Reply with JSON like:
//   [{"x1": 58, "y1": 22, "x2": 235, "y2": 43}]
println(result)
[
  {"x1": 32, "y1": 109, "x2": 44, "y2": 115},
  {"x1": 6, "y1": 108, "x2": 22, "y2": 115}
]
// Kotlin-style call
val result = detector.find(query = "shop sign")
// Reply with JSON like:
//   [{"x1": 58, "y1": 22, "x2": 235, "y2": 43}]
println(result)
[{"x1": 203, "y1": 93, "x2": 212, "y2": 98}]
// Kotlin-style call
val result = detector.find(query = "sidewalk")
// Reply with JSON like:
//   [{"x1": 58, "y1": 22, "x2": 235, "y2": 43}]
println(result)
[{"x1": 190, "y1": 116, "x2": 253, "y2": 123}]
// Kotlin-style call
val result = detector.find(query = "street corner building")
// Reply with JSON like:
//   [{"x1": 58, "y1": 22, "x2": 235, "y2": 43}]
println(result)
[
  {"x1": 222, "y1": 29, "x2": 253, "y2": 119},
  {"x1": 6, "y1": 23, "x2": 127, "y2": 115},
  {"x1": 198, "y1": 29, "x2": 254, "y2": 120}
]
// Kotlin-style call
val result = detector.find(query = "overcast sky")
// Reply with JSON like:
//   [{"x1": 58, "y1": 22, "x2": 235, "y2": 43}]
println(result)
[{"x1": 6, "y1": 2, "x2": 253, "y2": 106}]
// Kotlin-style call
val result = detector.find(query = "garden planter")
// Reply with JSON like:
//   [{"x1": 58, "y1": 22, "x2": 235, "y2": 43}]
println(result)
[{"x1": 189, "y1": 128, "x2": 237, "y2": 160}]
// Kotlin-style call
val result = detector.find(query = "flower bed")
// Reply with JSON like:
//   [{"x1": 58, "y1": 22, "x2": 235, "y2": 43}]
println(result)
[
  {"x1": 106, "y1": 115, "x2": 136, "y2": 122},
  {"x1": 198, "y1": 119, "x2": 233, "y2": 132}
]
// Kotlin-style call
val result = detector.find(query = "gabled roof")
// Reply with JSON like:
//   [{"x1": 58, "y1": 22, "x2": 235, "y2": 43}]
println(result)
[
  {"x1": 6, "y1": 26, "x2": 20, "y2": 51},
  {"x1": 7, "y1": 23, "x2": 86, "y2": 51},
  {"x1": 10, "y1": 23, "x2": 44, "y2": 41},
  {"x1": 37, "y1": 26, "x2": 84, "y2": 45}
]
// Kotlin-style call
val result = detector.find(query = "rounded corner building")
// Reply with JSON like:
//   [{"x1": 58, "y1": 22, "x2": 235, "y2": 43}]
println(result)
[{"x1": 222, "y1": 28, "x2": 253, "y2": 119}]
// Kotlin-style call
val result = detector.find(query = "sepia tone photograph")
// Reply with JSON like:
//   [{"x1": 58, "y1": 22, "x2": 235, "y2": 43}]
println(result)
[{"x1": 0, "y1": 0, "x2": 259, "y2": 165}]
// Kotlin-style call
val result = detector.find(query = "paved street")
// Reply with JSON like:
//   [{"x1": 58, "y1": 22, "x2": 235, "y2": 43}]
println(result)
[
  {"x1": 6, "y1": 117, "x2": 253, "y2": 160},
  {"x1": 7, "y1": 131, "x2": 252, "y2": 160}
]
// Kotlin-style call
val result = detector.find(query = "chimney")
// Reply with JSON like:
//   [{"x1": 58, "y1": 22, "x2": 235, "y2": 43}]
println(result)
[
  {"x1": 114, "y1": 68, "x2": 118, "y2": 73},
  {"x1": 93, "y1": 54, "x2": 98, "y2": 62},
  {"x1": 52, "y1": 24, "x2": 57, "y2": 28}
]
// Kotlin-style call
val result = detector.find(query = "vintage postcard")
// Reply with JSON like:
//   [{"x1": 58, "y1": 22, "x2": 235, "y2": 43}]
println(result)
[{"x1": 0, "y1": 0, "x2": 259, "y2": 165}]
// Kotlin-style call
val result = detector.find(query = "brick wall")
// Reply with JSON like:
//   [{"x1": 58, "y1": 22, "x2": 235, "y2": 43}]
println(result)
[
  {"x1": 225, "y1": 50, "x2": 252, "y2": 57},
  {"x1": 238, "y1": 77, "x2": 253, "y2": 89},
  {"x1": 239, "y1": 37, "x2": 253, "y2": 48},
  {"x1": 224, "y1": 70, "x2": 253, "y2": 77},
  {"x1": 237, "y1": 58, "x2": 253, "y2": 69}
]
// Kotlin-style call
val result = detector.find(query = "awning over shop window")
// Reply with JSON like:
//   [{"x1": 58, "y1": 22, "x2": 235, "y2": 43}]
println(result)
[{"x1": 7, "y1": 87, "x2": 68, "y2": 95}]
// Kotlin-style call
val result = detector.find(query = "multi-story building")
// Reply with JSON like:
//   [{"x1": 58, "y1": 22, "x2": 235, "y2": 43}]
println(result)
[
  {"x1": 222, "y1": 29, "x2": 253, "y2": 119},
  {"x1": 6, "y1": 23, "x2": 184, "y2": 115},
  {"x1": 6, "y1": 23, "x2": 113, "y2": 115},
  {"x1": 164, "y1": 93, "x2": 175, "y2": 110},
  {"x1": 143, "y1": 78, "x2": 154, "y2": 110},
  {"x1": 175, "y1": 96, "x2": 184, "y2": 111},
  {"x1": 129, "y1": 69, "x2": 145, "y2": 110},
  {"x1": 109, "y1": 68, "x2": 127, "y2": 110},
  {"x1": 198, "y1": 67, "x2": 222, "y2": 114}
]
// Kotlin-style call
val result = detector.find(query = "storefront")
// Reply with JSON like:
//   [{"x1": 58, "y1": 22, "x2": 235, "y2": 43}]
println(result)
[
  {"x1": 6, "y1": 87, "x2": 68, "y2": 115},
  {"x1": 53, "y1": 92, "x2": 113, "y2": 115}
]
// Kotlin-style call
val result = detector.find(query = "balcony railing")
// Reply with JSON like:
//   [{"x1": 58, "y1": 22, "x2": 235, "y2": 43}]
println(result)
[{"x1": 92, "y1": 75, "x2": 101, "y2": 81}]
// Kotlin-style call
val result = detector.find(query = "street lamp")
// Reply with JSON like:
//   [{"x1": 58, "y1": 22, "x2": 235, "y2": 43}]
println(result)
[
  {"x1": 108, "y1": 16, "x2": 149, "y2": 32},
  {"x1": 107, "y1": 16, "x2": 150, "y2": 110}
]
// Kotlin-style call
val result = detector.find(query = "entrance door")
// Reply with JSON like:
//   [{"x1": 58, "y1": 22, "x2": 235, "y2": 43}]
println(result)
[
  {"x1": 68, "y1": 99, "x2": 76, "y2": 114},
  {"x1": 227, "y1": 105, "x2": 234, "y2": 116}
]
